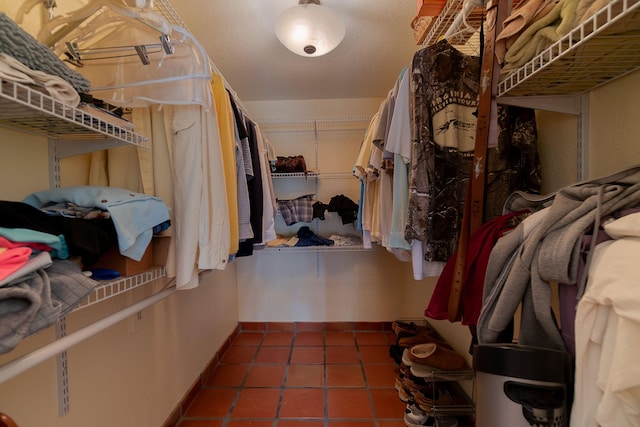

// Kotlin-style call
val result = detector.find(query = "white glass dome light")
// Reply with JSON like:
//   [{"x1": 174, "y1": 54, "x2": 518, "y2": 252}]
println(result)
[{"x1": 275, "y1": 0, "x2": 346, "y2": 57}]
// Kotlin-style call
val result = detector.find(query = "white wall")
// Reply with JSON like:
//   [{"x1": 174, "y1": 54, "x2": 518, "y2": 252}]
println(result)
[
  {"x1": 241, "y1": 98, "x2": 435, "y2": 318},
  {"x1": 587, "y1": 71, "x2": 640, "y2": 178},
  {"x1": 535, "y1": 111, "x2": 579, "y2": 193},
  {"x1": 534, "y1": 70, "x2": 640, "y2": 189}
]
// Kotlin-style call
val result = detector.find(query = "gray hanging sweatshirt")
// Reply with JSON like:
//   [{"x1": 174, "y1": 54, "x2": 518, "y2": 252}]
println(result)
[{"x1": 477, "y1": 165, "x2": 640, "y2": 350}]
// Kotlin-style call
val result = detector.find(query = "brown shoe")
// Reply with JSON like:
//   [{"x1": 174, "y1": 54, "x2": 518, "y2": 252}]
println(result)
[
  {"x1": 397, "y1": 333, "x2": 453, "y2": 349},
  {"x1": 399, "y1": 370, "x2": 438, "y2": 403},
  {"x1": 403, "y1": 373, "x2": 438, "y2": 396},
  {"x1": 392, "y1": 320, "x2": 433, "y2": 337},
  {"x1": 408, "y1": 343, "x2": 468, "y2": 371},
  {"x1": 395, "y1": 363, "x2": 410, "y2": 392},
  {"x1": 413, "y1": 386, "x2": 453, "y2": 412}
]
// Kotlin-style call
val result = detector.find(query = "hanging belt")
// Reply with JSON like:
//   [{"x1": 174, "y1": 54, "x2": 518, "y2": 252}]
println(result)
[{"x1": 448, "y1": 0, "x2": 510, "y2": 322}]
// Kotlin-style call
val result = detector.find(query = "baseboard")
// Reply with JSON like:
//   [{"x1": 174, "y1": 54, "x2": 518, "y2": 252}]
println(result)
[
  {"x1": 161, "y1": 323, "x2": 240, "y2": 427},
  {"x1": 239, "y1": 321, "x2": 393, "y2": 332}
]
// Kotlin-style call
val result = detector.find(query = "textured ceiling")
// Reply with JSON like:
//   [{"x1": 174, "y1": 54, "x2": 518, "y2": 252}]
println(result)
[{"x1": 169, "y1": 0, "x2": 420, "y2": 102}]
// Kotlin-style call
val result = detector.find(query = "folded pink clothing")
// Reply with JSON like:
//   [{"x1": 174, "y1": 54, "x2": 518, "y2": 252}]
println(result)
[
  {"x1": 0, "y1": 236, "x2": 52, "y2": 252},
  {"x1": 502, "y1": 0, "x2": 581, "y2": 72},
  {"x1": 496, "y1": 0, "x2": 559, "y2": 64},
  {"x1": 0, "y1": 246, "x2": 32, "y2": 281},
  {"x1": 499, "y1": 0, "x2": 559, "y2": 41}
]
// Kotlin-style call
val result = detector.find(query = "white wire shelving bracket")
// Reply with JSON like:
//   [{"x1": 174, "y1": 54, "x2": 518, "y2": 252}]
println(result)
[
  {"x1": 0, "y1": 37, "x2": 162, "y2": 417},
  {"x1": 496, "y1": 0, "x2": 640, "y2": 181},
  {"x1": 0, "y1": 266, "x2": 168, "y2": 407},
  {"x1": 0, "y1": 285, "x2": 177, "y2": 385}
]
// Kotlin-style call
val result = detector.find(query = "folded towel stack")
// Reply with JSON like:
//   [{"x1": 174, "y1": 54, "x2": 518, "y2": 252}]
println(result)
[
  {"x1": 0, "y1": 53, "x2": 80, "y2": 106},
  {"x1": 0, "y1": 13, "x2": 90, "y2": 94}
]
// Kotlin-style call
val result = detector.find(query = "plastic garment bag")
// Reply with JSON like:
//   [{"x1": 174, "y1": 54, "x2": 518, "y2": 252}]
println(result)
[{"x1": 38, "y1": 1, "x2": 211, "y2": 108}]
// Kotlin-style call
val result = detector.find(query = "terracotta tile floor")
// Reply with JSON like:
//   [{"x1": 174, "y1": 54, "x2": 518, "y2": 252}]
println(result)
[{"x1": 177, "y1": 326, "x2": 408, "y2": 426}]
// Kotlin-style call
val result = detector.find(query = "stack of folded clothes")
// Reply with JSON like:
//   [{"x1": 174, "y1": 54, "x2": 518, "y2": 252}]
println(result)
[
  {"x1": 0, "y1": 224, "x2": 99, "y2": 355},
  {"x1": 0, "y1": 186, "x2": 172, "y2": 354},
  {"x1": 497, "y1": 0, "x2": 618, "y2": 77},
  {"x1": 0, "y1": 13, "x2": 90, "y2": 94}
]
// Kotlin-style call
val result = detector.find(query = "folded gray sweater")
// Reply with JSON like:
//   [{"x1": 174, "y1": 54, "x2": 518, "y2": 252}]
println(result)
[{"x1": 0, "y1": 259, "x2": 98, "y2": 354}]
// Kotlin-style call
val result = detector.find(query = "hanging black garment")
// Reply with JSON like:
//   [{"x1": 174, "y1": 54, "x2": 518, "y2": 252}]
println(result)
[
  {"x1": 327, "y1": 195, "x2": 359, "y2": 225},
  {"x1": 0, "y1": 200, "x2": 118, "y2": 266},
  {"x1": 236, "y1": 118, "x2": 263, "y2": 257}
]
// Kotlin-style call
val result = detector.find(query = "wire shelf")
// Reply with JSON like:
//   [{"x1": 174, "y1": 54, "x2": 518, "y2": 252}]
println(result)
[
  {"x1": 498, "y1": 0, "x2": 640, "y2": 96},
  {"x1": 421, "y1": 0, "x2": 526, "y2": 48},
  {"x1": 74, "y1": 267, "x2": 167, "y2": 311},
  {"x1": 421, "y1": 0, "x2": 485, "y2": 47},
  {"x1": 0, "y1": 78, "x2": 148, "y2": 147},
  {"x1": 271, "y1": 171, "x2": 354, "y2": 179},
  {"x1": 153, "y1": 0, "x2": 188, "y2": 28},
  {"x1": 410, "y1": 369, "x2": 475, "y2": 417},
  {"x1": 271, "y1": 172, "x2": 319, "y2": 179},
  {"x1": 316, "y1": 172, "x2": 355, "y2": 179},
  {"x1": 263, "y1": 244, "x2": 373, "y2": 253}
]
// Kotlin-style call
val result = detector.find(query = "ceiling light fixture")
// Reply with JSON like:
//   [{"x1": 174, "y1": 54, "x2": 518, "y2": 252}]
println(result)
[{"x1": 275, "y1": 0, "x2": 346, "y2": 57}]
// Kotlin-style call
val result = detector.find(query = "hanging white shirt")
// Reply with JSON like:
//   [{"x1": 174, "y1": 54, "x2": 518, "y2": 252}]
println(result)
[
  {"x1": 164, "y1": 104, "x2": 230, "y2": 289},
  {"x1": 572, "y1": 213, "x2": 640, "y2": 427}
]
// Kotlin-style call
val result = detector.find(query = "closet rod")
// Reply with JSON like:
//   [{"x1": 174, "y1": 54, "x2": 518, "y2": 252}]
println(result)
[{"x1": 0, "y1": 284, "x2": 177, "y2": 384}]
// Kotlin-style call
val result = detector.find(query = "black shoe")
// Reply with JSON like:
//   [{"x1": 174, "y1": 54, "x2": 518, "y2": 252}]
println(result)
[{"x1": 389, "y1": 344, "x2": 404, "y2": 364}]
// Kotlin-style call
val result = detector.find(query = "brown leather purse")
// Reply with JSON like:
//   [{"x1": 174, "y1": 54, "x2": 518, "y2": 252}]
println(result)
[{"x1": 274, "y1": 155, "x2": 307, "y2": 174}]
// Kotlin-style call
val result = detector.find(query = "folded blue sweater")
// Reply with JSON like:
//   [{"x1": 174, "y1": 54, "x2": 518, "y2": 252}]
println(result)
[{"x1": 24, "y1": 186, "x2": 170, "y2": 261}]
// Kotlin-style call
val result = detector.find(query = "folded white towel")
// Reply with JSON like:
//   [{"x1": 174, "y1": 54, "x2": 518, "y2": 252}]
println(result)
[{"x1": 0, "y1": 53, "x2": 80, "y2": 106}]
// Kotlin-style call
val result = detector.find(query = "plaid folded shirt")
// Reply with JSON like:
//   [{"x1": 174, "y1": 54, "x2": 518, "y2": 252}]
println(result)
[{"x1": 277, "y1": 194, "x2": 314, "y2": 226}]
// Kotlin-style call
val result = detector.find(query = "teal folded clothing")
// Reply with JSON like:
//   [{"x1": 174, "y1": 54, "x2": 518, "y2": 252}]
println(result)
[
  {"x1": 0, "y1": 13, "x2": 90, "y2": 93},
  {"x1": 0, "y1": 226, "x2": 69, "y2": 260}
]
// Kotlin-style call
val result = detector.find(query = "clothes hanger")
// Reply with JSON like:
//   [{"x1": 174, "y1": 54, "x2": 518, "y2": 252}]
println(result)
[
  {"x1": 443, "y1": 0, "x2": 485, "y2": 55},
  {"x1": 37, "y1": 0, "x2": 170, "y2": 47},
  {"x1": 64, "y1": 33, "x2": 174, "y2": 66},
  {"x1": 63, "y1": 13, "x2": 212, "y2": 108},
  {"x1": 32, "y1": 0, "x2": 213, "y2": 108},
  {"x1": 15, "y1": 0, "x2": 57, "y2": 23},
  {"x1": 446, "y1": 13, "x2": 478, "y2": 42}
]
